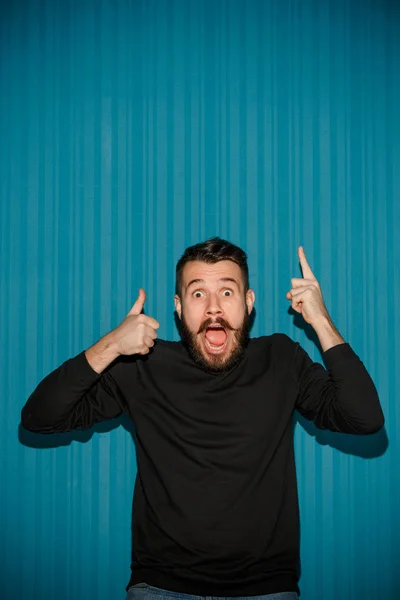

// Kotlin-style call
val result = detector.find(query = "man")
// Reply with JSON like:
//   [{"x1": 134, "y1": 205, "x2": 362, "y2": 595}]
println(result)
[{"x1": 22, "y1": 237, "x2": 384, "y2": 600}]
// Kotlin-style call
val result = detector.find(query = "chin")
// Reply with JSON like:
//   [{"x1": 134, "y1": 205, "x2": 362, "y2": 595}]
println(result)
[{"x1": 200, "y1": 342, "x2": 232, "y2": 366}]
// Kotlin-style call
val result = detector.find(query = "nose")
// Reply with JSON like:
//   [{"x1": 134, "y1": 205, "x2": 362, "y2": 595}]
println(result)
[{"x1": 205, "y1": 293, "x2": 223, "y2": 317}]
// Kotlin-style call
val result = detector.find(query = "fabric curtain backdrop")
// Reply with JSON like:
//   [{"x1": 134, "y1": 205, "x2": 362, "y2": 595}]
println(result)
[{"x1": 1, "y1": 1, "x2": 398, "y2": 599}]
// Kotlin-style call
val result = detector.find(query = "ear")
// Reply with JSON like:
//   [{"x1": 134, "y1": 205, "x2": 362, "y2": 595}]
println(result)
[
  {"x1": 174, "y1": 294, "x2": 182, "y2": 319},
  {"x1": 246, "y1": 289, "x2": 255, "y2": 315}
]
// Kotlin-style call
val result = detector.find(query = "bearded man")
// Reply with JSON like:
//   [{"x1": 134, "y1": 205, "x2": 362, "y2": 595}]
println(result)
[{"x1": 21, "y1": 237, "x2": 384, "y2": 600}]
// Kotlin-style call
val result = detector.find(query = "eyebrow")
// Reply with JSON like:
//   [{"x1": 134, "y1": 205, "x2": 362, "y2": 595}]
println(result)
[{"x1": 185, "y1": 277, "x2": 240, "y2": 290}]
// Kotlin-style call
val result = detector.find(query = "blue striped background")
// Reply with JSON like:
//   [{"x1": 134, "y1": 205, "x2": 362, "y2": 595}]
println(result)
[{"x1": 1, "y1": 1, "x2": 399, "y2": 598}]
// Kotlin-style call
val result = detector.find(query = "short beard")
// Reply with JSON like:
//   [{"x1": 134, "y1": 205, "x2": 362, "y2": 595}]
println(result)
[{"x1": 179, "y1": 310, "x2": 250, "y2": 374}]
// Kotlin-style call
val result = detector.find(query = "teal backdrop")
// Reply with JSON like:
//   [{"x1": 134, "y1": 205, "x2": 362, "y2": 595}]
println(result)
[{"x1": 1, "y1": 0, "x2": 399, "y2": 599}]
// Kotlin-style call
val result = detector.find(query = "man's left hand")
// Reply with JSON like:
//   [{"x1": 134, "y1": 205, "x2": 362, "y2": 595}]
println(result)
[{"x1": 286, "y1": 247, "x2": 329, "y2": 326}]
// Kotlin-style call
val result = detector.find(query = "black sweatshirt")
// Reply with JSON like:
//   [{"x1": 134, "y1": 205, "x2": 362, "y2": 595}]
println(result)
[{"x1": 21, "y1": 334, "x2": 384, "y2": 597}]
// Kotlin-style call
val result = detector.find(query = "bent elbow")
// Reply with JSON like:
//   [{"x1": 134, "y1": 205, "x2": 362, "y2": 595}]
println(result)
[
  {"x1": 359, "y1": 413, "x2": 385, "y2": 435},
  {"x1": 20, "y1": 407, "x2": 36, "y2": 432},
  {"x1": 20, "y1": 407, "x2": 57, "y2": 434}
]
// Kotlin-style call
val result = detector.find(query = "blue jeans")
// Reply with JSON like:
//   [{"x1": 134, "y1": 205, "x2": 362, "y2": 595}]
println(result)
[{"x1": 126, "y1": 583, "x2": 299, "y2": 600}]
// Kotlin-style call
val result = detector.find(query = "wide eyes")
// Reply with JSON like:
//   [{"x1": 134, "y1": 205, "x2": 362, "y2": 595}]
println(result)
[{"x1": 192, "y1": 289, "x2": 233, "y2": 298}]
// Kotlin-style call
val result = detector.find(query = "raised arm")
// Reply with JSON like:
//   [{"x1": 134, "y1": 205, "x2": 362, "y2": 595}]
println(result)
[
  {"x1": 294, "y1": 341, "x2": 384, "y2": 434},
  {"x1": 21, "y1": 289, "x2": 160, "y2": 433},
  {"x1": 286, "y1": 248, "x2": 384, "y2": 433}
]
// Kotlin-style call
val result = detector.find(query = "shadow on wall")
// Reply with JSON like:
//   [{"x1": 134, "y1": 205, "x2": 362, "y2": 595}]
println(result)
[{"x1": 294, "y1": 414, "x2": 388, "y2": 458}]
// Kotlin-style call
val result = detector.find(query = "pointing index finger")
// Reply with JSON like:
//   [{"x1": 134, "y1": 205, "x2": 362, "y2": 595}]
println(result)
[{"x1": 298, "y1": 246, "x2": 316, "y2": 280}]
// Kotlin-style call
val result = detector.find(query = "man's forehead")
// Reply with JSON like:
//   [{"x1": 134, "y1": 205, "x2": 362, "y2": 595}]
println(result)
[{"x1": 182, "y1": 260, "x2": 243, "y2": 285}]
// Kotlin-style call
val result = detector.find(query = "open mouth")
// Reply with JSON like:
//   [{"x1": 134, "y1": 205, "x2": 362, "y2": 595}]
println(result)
[{"x1": 203, "y1": 324, "x2": 228, "y2": 354}]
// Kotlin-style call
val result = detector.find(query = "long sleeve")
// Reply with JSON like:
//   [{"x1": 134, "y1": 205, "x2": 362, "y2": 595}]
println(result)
[
  {"x1": 294, "y1": 342, "x2": 384, "y2": 434},
  {"x1": 21, "y1": 351, "x2": 128, "y2": 433}
]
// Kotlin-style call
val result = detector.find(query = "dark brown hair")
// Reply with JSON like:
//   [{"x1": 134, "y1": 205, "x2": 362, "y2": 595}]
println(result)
[{"x1": 175, "y1": 237, "x2": 249, "y2": 296}]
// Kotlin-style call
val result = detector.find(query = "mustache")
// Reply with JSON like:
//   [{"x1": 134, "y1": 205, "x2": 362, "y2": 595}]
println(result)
[{"x1": 197, "y1": 317, "x2": 235, "y2": 334}]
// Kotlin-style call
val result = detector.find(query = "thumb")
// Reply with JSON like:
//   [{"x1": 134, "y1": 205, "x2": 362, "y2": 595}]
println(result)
[{"x1": 129, "y1": 288, "x2": 146, "y2": 316}]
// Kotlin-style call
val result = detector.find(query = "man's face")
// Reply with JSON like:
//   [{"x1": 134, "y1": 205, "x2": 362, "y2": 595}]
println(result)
[{"x1": 174, "y1": 260, "x2": 255, "y2": 372}]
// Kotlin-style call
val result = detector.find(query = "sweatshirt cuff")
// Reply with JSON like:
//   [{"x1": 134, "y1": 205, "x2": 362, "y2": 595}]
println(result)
[
  {"x1": 322, "y1": 342, "x2": 359, "y2": 368},
  {"x1": 72, "y1": 350, "x2": 102, "y2": 384}
]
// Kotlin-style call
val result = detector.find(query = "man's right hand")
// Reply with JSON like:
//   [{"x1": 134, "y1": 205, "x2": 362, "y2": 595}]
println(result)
[
  {"x1": 85, "y1": 288, "x2": 160, "y2": 373},
  {"x1": 113, "y1": 289, "x2": 160, "y2": 356}
]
